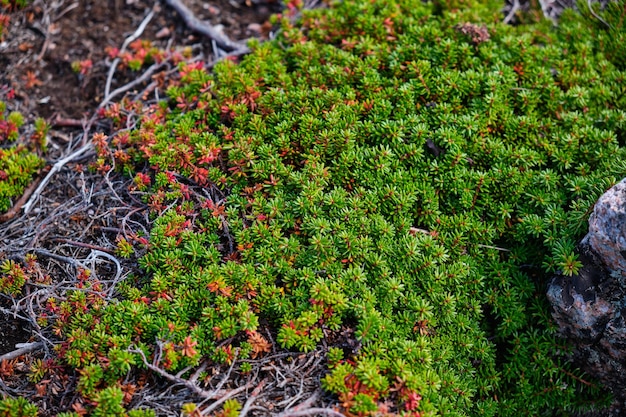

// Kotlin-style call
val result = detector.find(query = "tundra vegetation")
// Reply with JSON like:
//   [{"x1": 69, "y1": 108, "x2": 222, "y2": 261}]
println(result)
[
  {"x1": 0, "y1": 101, "x2": 45, "y2": 216},
  {"x1": 1, "y1": 0, "x2": 626, "y2": 415}
]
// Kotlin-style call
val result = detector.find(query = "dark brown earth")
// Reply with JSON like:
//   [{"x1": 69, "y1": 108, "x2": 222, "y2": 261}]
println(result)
[{"x1": 0, "y1": 311, "x2": 30, "y2": 354}]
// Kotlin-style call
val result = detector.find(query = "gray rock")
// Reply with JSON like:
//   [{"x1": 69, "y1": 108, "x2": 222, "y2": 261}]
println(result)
[
  {"x1": 547, "y1": 178, "x2": 626, "y2": 415},
  {"x1": 581, "y1": 178, "x2": 626, "y2": 276}
]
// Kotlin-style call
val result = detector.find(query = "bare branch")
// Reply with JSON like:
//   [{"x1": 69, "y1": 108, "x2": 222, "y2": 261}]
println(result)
[
  {"x1": 283, "y1": 392, "x2": 320, "y2": 413},
  {"x1": 200, "y1": 384, "x2": 251, "y2": 416},
  {"x1": 503, "y1": 0, "x2": 520, "y2": 24},
  {"x1": 276, "y1": 408, "x2": 347, "y2": 417},
  {"x1": 129, "y1": 346, "x2": 249, "y2": 402},
  {"x1": 0, "y1": 342, "x2": 43, "y2": 362},
  {"x1": 163, "y1": 0, "x2": 250, "y2": 54},
  {"x1": 32, "y1": 248, "x2": 82, "y2": 267},
  {"x1": 100, "y1": 62, "x2": 165, "y2": 109},
  {"x1": 104, "y1": 8, "x2": 156, "y2": 99},
  {"x1": 587, "y1": 0, "x2": 611, "y2": 29},
  {"x1": 22, "y1": 143, "x2": 94, "y2": 215},
  {"x1": 239, "y1": 379, "x2": 268, "y2": 417},
  {"x1": 0, "y1": 167, "x2": 48, "y2": 223},
  {"x1": 477, "y1": 243, "x2": 511, "y2": 252}
]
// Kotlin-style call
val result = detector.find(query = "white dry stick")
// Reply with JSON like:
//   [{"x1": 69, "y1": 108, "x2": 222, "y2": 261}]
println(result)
[
  {"x1": 200, "y1": 384, "x2": 251, "y2": 416},
  {"x1": 100, "y1": 62, "x2": 164, "y2": 109},
  {"x1": 130, "y1": 346, "x2": 217, "y2": 399},
  {"x1": 0, "y1": 342, "x2": 43, "y2": 362},
  {"x1": 538, "y1": 0, "x2": 557, "y2": 24},
  {"x1": 477, "y1": 243, "x2": 511, "y2": 252},
  {"x1": 86, "y1": 250, "x2": 125, "y2": 299},
  {"x1": 238, "y1": 379, "x2": 267, "y2": 417},
  {"x1": 104, "y1": 8, "x2": 156, "y2": 100},
  {"x1": 87, "y1": 250, "x2": 122, "y2": 282},
  {"x1": 163, "y1": 0, "x2": 250, "y2": 54},
  {"x1": 130, "y1": 345, "x2": 249, "y2": 403},
  {"x1": 587, "y1": 0, "x2": 611, "y2": 29},
  {"x1": 276, "y1": 408, "x2": 347, "y2": 417},
  {"x1": 503, "y1": 0, "x2": 520, "y2": 24},
  {"x1": 283, "y1": 392, "x2": 319, "y2": 413},
  {"x1": 22, "y1": 143, "x2": 93, "y2": 215}
]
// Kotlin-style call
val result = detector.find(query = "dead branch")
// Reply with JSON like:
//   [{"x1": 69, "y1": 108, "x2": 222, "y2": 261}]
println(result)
[
  {"x1": 477, "y1": 243, "x2": 511, "y2": 252},
  {"x1": 163, "y1": 0, "x2": 250, "y2": 54},
  {"x1": 51, "y1": 115, "x2": 85, "y2": 128},
  {"x1": 587, "y1": 0, "x2": 611, "y2": 28},
  {"x1": 284, "y1": 392, "x2": 320, "y2": 413},
  {"x1": 200, "y1": 382, "x2": 252, "y2": 416},
  {"x1": 276, "y1": 408, "x2": 347, "y2": 417},
  {"x1": 85, "y1": 250, "x2": 123, "y2": 293},
  {"x1": 0, "y1": 342, "x2": 43, "y2": 362},
  {"x1": 503, "y1": 0, "x2": 520, "y2": 24},
  {"x1": 52, "y1": 238, "x2": 114, "y2": 254},
  {"x1": 100, "y1": 62, "x2": 165, "y2": 109},
  {"x1": 22, "y1": 143, "x2": 94, "y2": 215},
  {"x1": 129, "y1": 345, "x2": 249, "y2": 401},
  {"x1": 538, "y1": 0, "x2": 559, "y2": 23},
  {"x1": 0, "y1": 306, "x2": 31, "y2": 326},
  {"x1": 32, "y1": 248, "x2": 81, "y2": 267},
  {"x1": 104, "y1": 8, "x2": 156, "y2": 100},
  {"x1": 239, "y1": 379, "x2": 268, "y2": 417}
]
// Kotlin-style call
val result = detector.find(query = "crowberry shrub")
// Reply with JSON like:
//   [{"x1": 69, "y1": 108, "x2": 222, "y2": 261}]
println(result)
[{"x1": 4, "y1": 0, "x2": 626, "y2": 415}]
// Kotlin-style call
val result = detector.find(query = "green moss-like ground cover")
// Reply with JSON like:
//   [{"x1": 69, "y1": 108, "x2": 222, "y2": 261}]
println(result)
[{"x1": 3, "y1": 0, "x2": 626, "y2": 415}]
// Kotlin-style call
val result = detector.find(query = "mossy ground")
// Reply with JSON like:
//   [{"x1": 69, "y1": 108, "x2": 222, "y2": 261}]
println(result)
[{"x1": 1, "y1": 0, "x2": 626, "y2": 416}]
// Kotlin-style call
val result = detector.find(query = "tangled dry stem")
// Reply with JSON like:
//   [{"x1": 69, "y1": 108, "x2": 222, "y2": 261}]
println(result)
[{"x1": 127, "y1": 344, "x2": 339, "y2": 416}]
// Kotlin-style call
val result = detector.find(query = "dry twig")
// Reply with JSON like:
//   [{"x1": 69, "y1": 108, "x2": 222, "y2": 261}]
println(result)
[
  {"x1": 284, "y1": 392, "x2": 320, "y2": 413},
  {"x1": 503, "y1": 0, "x2": 521, "y2": 23},
  {"x1": 129, "y1": 345, "x2": 250, "y2": 402},
  {"x1": 0, "y1": 167, "x2": 49, "y2": 223},
  {"x1": 100, "y1": 62, "x2": 165, "y2": 109},
  {"x1": 276, "y1": 408, "x2": 347, "y2": 417},
  {"x1": 163, "y1": 0, "x2": 250, "y2": 54},
  {"x1": 0, "y1": 342, "x2": 43, "y2": 362},
  {"x1": 22, "y1": 143, "x2": 94, "y2": 215},
  {"x1": 51, "y1": 238, "x2": 114, "y2": 254},
  {"x1": 587, "y1": 0, "x2": 611, "y2": 28},
  {"x1": 239, "y1": 378, "x2": 268, "y2": 417},
  {"x1": 104, "y1": 8, "x2": 156, "y2": 100}
]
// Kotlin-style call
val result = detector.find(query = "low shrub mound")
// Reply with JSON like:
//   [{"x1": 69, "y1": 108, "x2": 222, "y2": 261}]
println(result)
[{"x1": 3, "y1": 0, "x2": 626, "y2": 415}]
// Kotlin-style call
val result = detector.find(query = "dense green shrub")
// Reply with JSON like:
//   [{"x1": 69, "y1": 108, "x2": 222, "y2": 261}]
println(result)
[
  {"x1": 12, "y1": 0, "x2": 626, "y2": 415},
  {"x1": 0, "y1": 397, "x2": 38, "y2": 417}
]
